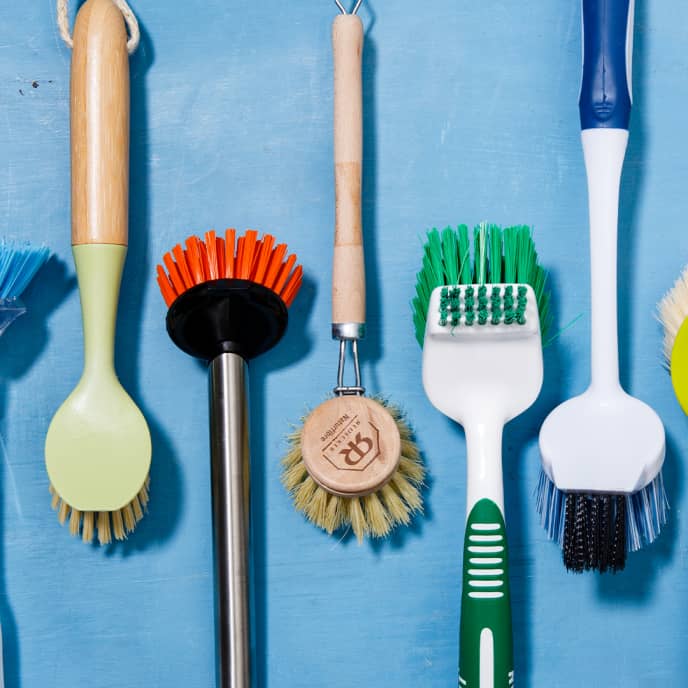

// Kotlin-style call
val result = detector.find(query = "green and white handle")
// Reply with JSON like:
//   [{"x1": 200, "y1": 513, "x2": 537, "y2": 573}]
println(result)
[
  {"x1": 460, "y1": 498, "x2": 513, "y2": 688},
  {"x1": 460, "y1": 420, "x2": 513, "y2": 687}
]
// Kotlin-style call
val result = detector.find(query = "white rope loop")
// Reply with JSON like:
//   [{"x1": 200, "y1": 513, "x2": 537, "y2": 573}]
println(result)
[{"x1": 57, "y1": 0, "x2": 140, "y2": 54}]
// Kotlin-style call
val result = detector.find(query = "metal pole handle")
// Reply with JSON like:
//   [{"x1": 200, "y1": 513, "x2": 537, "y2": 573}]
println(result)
[{"x1": 209, "y1": 352, "x2": 251, "y2": 688}]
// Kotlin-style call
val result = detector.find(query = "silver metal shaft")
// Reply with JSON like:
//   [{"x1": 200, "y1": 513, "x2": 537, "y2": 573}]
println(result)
[{"x1": 209, "y1": 352, "x2": 251, "y2": 688}]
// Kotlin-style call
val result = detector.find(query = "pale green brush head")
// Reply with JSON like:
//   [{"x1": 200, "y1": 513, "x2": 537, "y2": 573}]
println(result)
[{"x1": 412, "y1": 223, "x2": 551, "y2": 347}]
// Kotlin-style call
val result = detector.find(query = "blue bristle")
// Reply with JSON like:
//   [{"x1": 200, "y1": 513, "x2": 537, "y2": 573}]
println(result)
[
  {"x1": 0, "y1": 241, "x2": 50, "y2": 300},
  {"x1": 535, "y1": 469, "x2": 668, "y2": 554}
]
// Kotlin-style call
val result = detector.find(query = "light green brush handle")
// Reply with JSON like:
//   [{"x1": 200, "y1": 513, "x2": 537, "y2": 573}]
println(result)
[{"x1": 459, "y1": 498, "x2": 513, "y2": 688}]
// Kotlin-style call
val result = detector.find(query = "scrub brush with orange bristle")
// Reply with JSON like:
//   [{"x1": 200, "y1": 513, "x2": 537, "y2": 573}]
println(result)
[{"x1": 157, "y1": 227, "x2": 301, "y2": 688}]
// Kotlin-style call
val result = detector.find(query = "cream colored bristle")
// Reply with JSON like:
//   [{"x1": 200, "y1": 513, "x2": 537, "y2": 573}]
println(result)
[
  {"x1": 282, "y1": 399, "x2": 425, "y2": 541},
  {"x1": 82, "y1": 511, "x2": 94, "y2": 543},
  {"x1": 132, "y1": 495, "x2": 144, "y2": 522},
  {"x1": 347, "y1": 498, "x2": 368, "y2": 542},
  {"x1": 112, "y1": 509, "x2": 125, "y2": 541},
  {"x1": 658, "y1": 264, "x2": 688, "y2": 366},
  {"x1": 363, "y1": 492, "x2": 392, "y2": 538},
  {"x1": 122, "y1": 503, "x2": 136, "y2": 532},
  {"x1": 97, "y1": 511, "x2": 111, "y2": 545},
  {"x1": 50, "y1": 484, "x2": 60, "y2": 510},
  {"x1": 57, "y1": 500, "x2": 69, "y2": 525},
  {"x1": 69, "y1": 508, "x2": 82, "y2": 536}
]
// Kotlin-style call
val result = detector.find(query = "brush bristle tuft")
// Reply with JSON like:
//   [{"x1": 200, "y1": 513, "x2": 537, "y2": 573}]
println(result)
[
  {"x1": 50, "y1": 480, "x2": 150, "y2": 545},
  {"x1": 535, "y1": 470, "x2": 668, "y2": 572},
  {"x1": 658, "y1": 264, "x2": 688, "y2": 367},
  {"x1": 157, "y1": 229, "x2": 303, "y2": 308},
  {"x1": 282, "y1": 402, "x2": 424, "y2": 542}
]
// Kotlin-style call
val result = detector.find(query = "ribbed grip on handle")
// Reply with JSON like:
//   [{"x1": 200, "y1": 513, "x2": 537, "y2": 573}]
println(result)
[
  {"x1": 579, "y1": 0, "x2": 634, "y2": 130},
  {"x1": 71, "y1": 0, "x2": 130, "y2": 246},
  {"x1": 459, "y1": 499, "x2": 513, "y2": 688},
  {"x1": 332, "y1": 14, "x2": 365, "y2": 328}
]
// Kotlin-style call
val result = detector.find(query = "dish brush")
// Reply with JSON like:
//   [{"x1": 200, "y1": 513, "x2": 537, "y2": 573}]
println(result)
[
  {"x1": 537, "y1": 0, "x2": 666, "y2": 573},
  {"x1": 414, "y1": 223, "x2": 549, "y2": 687}
]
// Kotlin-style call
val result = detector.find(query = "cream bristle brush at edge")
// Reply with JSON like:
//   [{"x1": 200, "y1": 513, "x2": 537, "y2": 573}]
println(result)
[
  {"x1": 413, "y1": 224, "x2": 550, "y2": 688},
  {"x1": 281, "y1": 0, "x2": 424, "y2": 542},
  {"x1": 537, "y1": 0, "x2": 666, "y2": 573},
  {"x1": 658, "y1": 267, "x2": 688, "y2": 414},
  {"x1": 45, "y1": 0, "x2": 151, "y2": 545}
]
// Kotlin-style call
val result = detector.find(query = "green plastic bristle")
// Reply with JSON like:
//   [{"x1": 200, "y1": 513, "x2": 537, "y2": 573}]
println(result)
[
  {"x1": 412, "y1": 223, "x2": 550, "y2": 346},
  {"x1": 457, "y1": 225, "x2": 471, "y2": 283}
]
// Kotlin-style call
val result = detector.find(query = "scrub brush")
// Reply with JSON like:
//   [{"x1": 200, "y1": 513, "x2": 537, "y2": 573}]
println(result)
[
  {"x1": 413, "y1": 222, "x2": 549, "y2": 687},
  {"x1": 45, "y1": 0, "x2": 151, "y2": 545},
  {"x1": 658, "y1": 265, "x2": 688, "y2": 413},
  {"x1": 281, "y1": 1, "x2": 423, "y2": 542},
  {"x1": 537, "y1": 0, "x2": 666, "y2": 573},
  {"x1": 157, "y1": 227, "x2": 302, "y2": 688}
]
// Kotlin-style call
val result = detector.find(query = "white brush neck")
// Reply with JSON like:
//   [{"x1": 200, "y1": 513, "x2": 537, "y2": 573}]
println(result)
[{"x1": 582, "y1": 128, "x2": 629, "y2": 395}]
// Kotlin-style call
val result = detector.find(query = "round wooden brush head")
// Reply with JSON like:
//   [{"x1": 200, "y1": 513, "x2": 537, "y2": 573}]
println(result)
[{"x1": 157, "y1": 229, "x2": 303, "y2": 361}]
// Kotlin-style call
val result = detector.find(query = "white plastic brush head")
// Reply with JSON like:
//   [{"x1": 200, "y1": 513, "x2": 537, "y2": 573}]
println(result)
[{"x1": 422, "y1": 283, "x2": 543, "y2": 425}]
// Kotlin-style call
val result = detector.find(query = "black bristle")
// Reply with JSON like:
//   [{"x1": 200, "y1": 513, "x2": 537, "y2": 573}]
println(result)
[
  {"x1": 599, "y1": 495, "x2": 611, "y2": 574},
  {"x1": 563, "y1": 493, "x2": 577, "y2": 571},
  {"x1": 562, "y1": 492, "x2": 627, "y2": 574},
  {"x1": 611, "y1": 496, "x2": 627, "y2": 572},
  {"x1": 573, "y1": 495, "x2": 588, "y2": 572}
]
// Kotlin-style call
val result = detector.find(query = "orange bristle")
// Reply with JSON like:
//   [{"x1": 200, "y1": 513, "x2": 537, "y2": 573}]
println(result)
[
  {"x1": 273, "y1": 253, "x2": 297, "y2": 296},
  {"x1": 163, "y1": 252, "x2": 185, "y2": 295},
  {"x1": 157, "y1": 265, "x2": 176, "y2": 307},
  {"x1": 251, "y1": 234, "x2": 275, "y2": 285},
  {"x1": 216, "y1": 236, "x2": 226, "y2": 278},
  {"x1": 225, "y1": 229, "x2": 236, "y2": 278},
  {"x1": 205, "y1": 231, "x2": 219, "y2": 280},
  {"x1": 157, "y1": 229, "x2": 303, "y2": 308},
  {"x1": 281, "y1": 264, "x2": 303, "y2": 307},
  {"x1": 264, "y1": 244, "x2": 288, "y2": 290}
]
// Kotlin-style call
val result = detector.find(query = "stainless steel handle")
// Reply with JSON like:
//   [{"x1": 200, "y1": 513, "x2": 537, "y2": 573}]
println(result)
[{"x1": 209, "y1": 352, "x2": 251, "y2": 688}]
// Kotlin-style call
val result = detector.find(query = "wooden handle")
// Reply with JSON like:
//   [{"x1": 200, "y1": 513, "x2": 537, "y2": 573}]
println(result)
[
  {"x1": 71, "y1": 0, "x2": 130, "y2": 246},
  {"x1": 332, "y1": 14, "x2": 365, "y2": 327}
]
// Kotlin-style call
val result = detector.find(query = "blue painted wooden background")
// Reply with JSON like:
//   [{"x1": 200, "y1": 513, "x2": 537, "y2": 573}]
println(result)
[{"x1": 0, "y1": 0, "x2": 687, "y2": 686}]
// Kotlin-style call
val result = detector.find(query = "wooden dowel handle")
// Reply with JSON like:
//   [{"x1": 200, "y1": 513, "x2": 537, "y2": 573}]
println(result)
[
  {"x1": 71, "y1": 0, "x2": 130, "y2": 246},
  {"x1": 332, "y1": 14, "x2": 365, "y2": 328}
]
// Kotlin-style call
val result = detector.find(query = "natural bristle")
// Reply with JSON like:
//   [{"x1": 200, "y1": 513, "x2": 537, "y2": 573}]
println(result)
[
  {"x1": 658, "y1": 264, "x2": 688, "y2": 366},
  {"x1": 157, "y1": 229, "x2": 303, "y2": 308},
  {"x1": 49, "y1": 475, "x2": 150, "y2": 545},
  {"x1": 282, "y1": 403, "x2": 424, "y2": 542}
]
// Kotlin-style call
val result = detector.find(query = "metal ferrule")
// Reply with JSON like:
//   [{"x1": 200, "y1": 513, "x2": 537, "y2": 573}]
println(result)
[
  {"x1": 209, "y1": 352, "x2": 251, "y2": 688},
  {"x1": 332, "y1": 322, "x2": 366, "y2": 340}
]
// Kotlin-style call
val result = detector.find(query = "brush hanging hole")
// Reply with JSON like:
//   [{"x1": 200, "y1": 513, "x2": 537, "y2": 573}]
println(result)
[{"x1": 57, "y1": 0, "x2": 141, "y2": 54}]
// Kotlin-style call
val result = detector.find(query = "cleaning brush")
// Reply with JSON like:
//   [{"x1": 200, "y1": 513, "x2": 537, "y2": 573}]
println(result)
[
  {"x1": 413, "y1": 223, "x2": 549, "y2": 688},
  {"x1": 45, "y1": 0, "x2": 151, "y2": 545},
  {"x1": 0, "y1": 241, "x2": 50, "y2": 333},
  {"x1": 281, "y1": 0, "x2": 423, "y2": 542},
  {"x1": 157, "y1": 227, "x2": 302, "y2": 688},
  {"x1": 658, "y1": 265, "x2": 688, "y2": 413},
  {"x1": 537, "y1": 0, "x2": 666, "y2": 573}
]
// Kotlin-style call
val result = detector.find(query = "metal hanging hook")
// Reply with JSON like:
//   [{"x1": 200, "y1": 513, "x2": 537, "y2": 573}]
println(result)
[
  {"x1": 335, "y1": 0, "x2": 364, "y2": 15},
  {"x1": 333, "y1": 339, "x2": 365, "y2": 396}
]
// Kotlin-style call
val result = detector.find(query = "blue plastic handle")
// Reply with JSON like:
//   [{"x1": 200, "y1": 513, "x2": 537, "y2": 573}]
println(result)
[{"x1": 579, "y1": 0, "x2": 633, "y2": 130}]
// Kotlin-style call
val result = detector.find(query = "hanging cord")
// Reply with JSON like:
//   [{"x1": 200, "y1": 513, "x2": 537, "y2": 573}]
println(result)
[{"x1": 57, "y1": 0, "x2": 140, "y2": 54}]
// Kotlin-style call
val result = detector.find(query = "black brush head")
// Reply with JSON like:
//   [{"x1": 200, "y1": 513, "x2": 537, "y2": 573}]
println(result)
[
  {"x1": 562, "y1": 493, "x2": 627, "y2": 573},
  {"x1": 166, "y1": 279, "x2": 288, "y2": 362}
]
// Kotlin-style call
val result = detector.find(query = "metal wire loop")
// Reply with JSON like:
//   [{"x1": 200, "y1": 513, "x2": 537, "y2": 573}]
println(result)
[
  {"x1": 335, "y1": 0, "x2": 364, "y2": 16},
  {"x1": 333, "y1": 339, "x2": 365, "y2": 396}
]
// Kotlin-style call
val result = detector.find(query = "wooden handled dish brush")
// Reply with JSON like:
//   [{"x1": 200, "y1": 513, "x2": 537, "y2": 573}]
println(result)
[
  {"x1": 281, "y1": 1, "x2": 423, "y2": 542},
  {"x1": 45, "y1": 0, "x2": 151, "y2": 545}
]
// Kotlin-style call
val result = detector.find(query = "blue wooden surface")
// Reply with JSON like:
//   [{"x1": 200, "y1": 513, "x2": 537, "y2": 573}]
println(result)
[{"x1": 0, "y1": 0, "x2": 687, "y2": 686}]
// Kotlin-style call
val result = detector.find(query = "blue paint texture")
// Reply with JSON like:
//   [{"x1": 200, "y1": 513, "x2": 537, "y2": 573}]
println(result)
[{"x1": 0, "y1": 0, "x2": 687, "y2": 686}]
